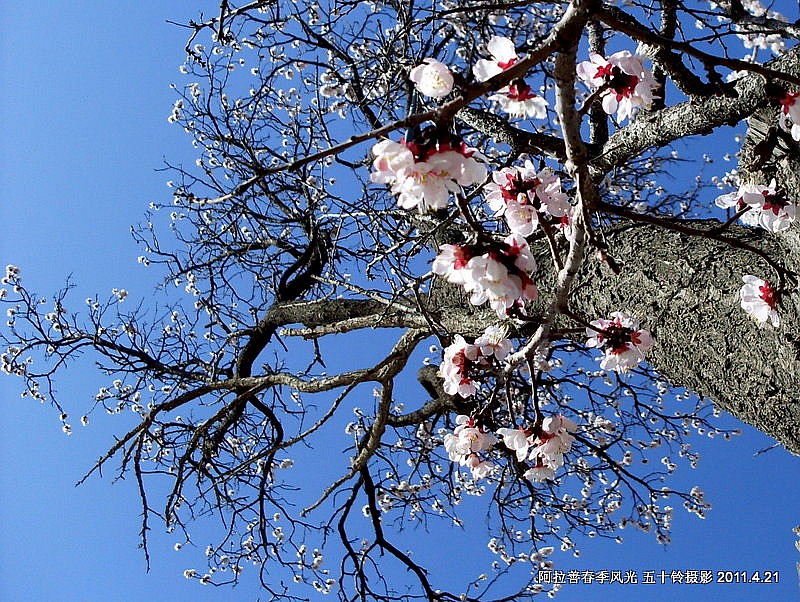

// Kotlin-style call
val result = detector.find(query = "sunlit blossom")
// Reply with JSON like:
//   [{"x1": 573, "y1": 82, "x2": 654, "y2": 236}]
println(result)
[
  {"x1": 443, "y1": 415, "x2": 498, "y2": 477},
  {"x1": 488, "y1": 78, "x2": 548, "y2": 119},
  {"x1": 577, "y1": 51, "x2": 656, "y2": 122},
  {"x1": 586, "y1": 312, "x2": 653, "y2": 372},
  {"x1": 409, "y1": 58, "x2": 454, "y2": 98},
  {"x1": 715, "y1": 179, "x2": 797, "y2": 233},
  {"x1": 371, "y1": 127, "x2": 486, "y2": 212},
  {"x1": 485, "y1": 163, "x2": 569, "y2": 236},
  {"x1": 473, "y1": 36, "x2": 519, "y2": 82},
  {"x1": 740, "y1": 275, "x2": 780, "y2": 327}
]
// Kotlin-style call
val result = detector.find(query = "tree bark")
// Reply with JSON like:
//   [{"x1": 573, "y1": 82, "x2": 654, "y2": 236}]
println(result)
[
  {"x1": 422, "y1": 220, "x2": 800, "y2": 454},
  {"x1": 569, "y1": 221, "x2": 800, "y2": 455},
  {"x1": 275, "y1": 221, "x2": 800, "y2": 454}
]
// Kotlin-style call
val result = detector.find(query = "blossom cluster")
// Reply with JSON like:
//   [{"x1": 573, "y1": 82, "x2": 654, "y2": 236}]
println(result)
[
  {"x1": 485, "y1": 162, "x2": 570, "y2": 236},
  {"x1": 443, "y1": 415, "x2": 498, "y2": 479},
  {"x1": 497, "y1": 415, "x2": 577, "y2": 482},
  {"x1": 371, "y1": 126, "x2": 486, "y2": 212},
  {"x1": 433, "y1": 234, "x2": 538, "y2": 317},
  {"x1": 438, "y1": 326, "x2": 513, "y2": 397},
  {"x1": 577, "y1": 51, "x2": 657, "y2": 122},
  {"x1": 443, "y1": 414, "x2": 578, "y2": 482},
  {"x1": 715, "y1": 179, "x2": 797, "y2": 233},
  {"x1": 585, "y1": 312, "x2": 654, "y2": 372},
  {"x1": 376, "y1": 47, "x2": 655, "y2": 215}
]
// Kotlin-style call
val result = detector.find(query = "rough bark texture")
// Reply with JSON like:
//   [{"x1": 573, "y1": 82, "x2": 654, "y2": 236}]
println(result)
[
  {"x1": 568, "y1": 222, "x2": 800, "y2": 455},
  {"x1": 420, "y1": 221, "x2": 800, "y2": 454},
  {"x1": 445, "y1": 47, "x2": 800, "y2": 456},
  {"x1": 280, "y1": 222, "x2": 800, "y2": 454}
]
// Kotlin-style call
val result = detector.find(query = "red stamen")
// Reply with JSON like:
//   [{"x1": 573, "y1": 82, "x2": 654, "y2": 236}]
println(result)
[
  {"x1": 497, "y1": 57, "x2": 517, "y2": 70},
  {"x1": 452, "y1": 246, "x2": 473, "y2": 269},
  {"x1": 780, "y1": 91, "x2": 800, "y2": 114},
  {"x1": 507, "y1": 80, "x2": 537, "y2": 101},
  {"x1": 759, "y1": 282, "x2": 777, "y2": 309}
]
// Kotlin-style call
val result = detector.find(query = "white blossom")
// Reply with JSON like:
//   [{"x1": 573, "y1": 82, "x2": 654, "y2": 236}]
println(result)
[
  {"x1": 715, "y1": 179, "x2": 797, "y2": 233},
  {"x1": 576, "y1": 51, "x2": 656, "y2": 122},
  {"x1": 443, "y1": 415, "x2": 498, "y2": 473},
  {"x1": 371, "y1": 129, "x2": 486, "y2": 212},
  {"x1": 485, "y1": 163, "x2": 569, "y2": 236},
  {"x1": 740, "y1": 275, "x2": 780, "y2": 327},
  {"x1": 473, "y1": 36, "x2": 519, "y2": 82},
  {"x1": 409, "y1": 58, "x2": 454, "y2": 98},
  {"x1": 433, "y1": 234, "x2": 538, "y2": 317},
  {"x1": 586, "y1": 312, "x2": 653, "y2": 372},
  {"x1": 488, "y1": 79, "x2": 547, "y2": 119}
]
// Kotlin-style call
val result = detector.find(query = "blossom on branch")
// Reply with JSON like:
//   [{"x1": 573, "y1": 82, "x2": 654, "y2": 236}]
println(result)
[
  {"x1": 370, "y1": 126, "x2": 487, "y2": 212},
  {"x1": 467, "y1": 457, "x2": 497, "y2": 479},
  {"x1": 740, "y1": 275, "x2": 780, "y2": 327},
  {"x1": 485, "y1": 162, "x2": 569, "y2": 236},
  {"x1": 443, "y1": 415, "x2": 497, "y2": 459},
  {"x1": 438, "y1": 326, "x2": 514, "y2": 397},
  {"x1": 496, "y1": 426, "x2": 531, "y2": 462},
  {"x1": 525, "y1": 415, "x2": 577, "y2": 481},
  {"x1": 714, "y1": 179, "x2": 797, "y2": 233},
  {"x1": 497, "y1": 415, "x2": 580, "y2": 482},
  {"x1": 439, "y1": 335, "x2": 481, "y2": 397},
  {"x1": 409, "y1": 58, "x2": 454, "y2": 98},
  {"x1": 443, "y1": 415, "x2": 498, "y2": 479},
  {"x1": 472, "y1": 36, "x2": 519, "y2": 82},
  {"x1": 472, "y1": 37, "x2": 547, "y2": 119},
  {"x1": 576, "y1": 51, "x2": 656, "y2": 122},
  {"x1": 432, "y1": 234, "x2": 538, "y2": 317},
  {"x1": 488, "y1": 78, "x2": 548, "y2": 119},
  {"x1": 586, "y1": 312, "x2": 653, "y2": 372},
  {"x1": 474, "y1": 324, "x2": 512, "y2": 360},
  {"x1": 778, "y1": 90, "x2": 800, "y2": 141}
]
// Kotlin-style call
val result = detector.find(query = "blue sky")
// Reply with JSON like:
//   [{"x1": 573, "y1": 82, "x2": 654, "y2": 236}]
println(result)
[{"x1": 1, "y1": 2, "x2": 799, "y2": 601}]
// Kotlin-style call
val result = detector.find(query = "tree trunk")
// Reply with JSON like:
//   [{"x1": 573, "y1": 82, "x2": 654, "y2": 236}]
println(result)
[{"x1": 567, "y1": 221, "x2": 800, "y2": 455}]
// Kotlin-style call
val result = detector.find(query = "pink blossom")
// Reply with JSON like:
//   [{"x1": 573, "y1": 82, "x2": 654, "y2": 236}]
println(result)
[
  {"x1": 715, "y1": 180, "x2": 797, "y2": 233},
  {"x1": 370, "y1": 140, "x2": 414, "y2": 184},
  {"x1": 438, "y1": 326, "x2": 513, "y2": 398},
  {"x1": 586, "y1": 312, "x2": 653, "y2": 372},
  {"x1": 439, "y1": 336, "x2": 481, "y2": 397},
  {"x1": 431, "y1": 244, "x2": 475, "y2": 286},
  {"x1": 444, "y1": 415, "x2": 497, "y2": 468},
  {"x1": 555, "y1": 208, "x2": 576, "y2": 240},
  {"x1": 528, "y1": 416, "x2": 576, "y2": 466},
  {"x1": 370, "y1": 128, "x2": 487, "y2": 212},
  {"x1": 432, "y1": 234, "x2": 538, "y2": 317},
  {"x1": 499, "y1": 415, "x2": 577, "y2": 477},
  {"x1": 391, "y1": 153, "x2": 465, "y2": 211},
  {"x1": 576, "y1": 51, "x2": 656, "y2": 122},
  {"x1": 409, "y1": 58, "x2": 454, "y2": 98},
  {"x1": 740, "y1": 275, "x2": 780, "y2": 327},
  {"x1": 519, "y1": 414, "x2": 578, "y2": 482},
  {"x1": 485, "y1": 163, "x2": 569, "y2": 236},
  {"x1": 473, "y1": 36, "x2": 519, "y2": 82}
]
